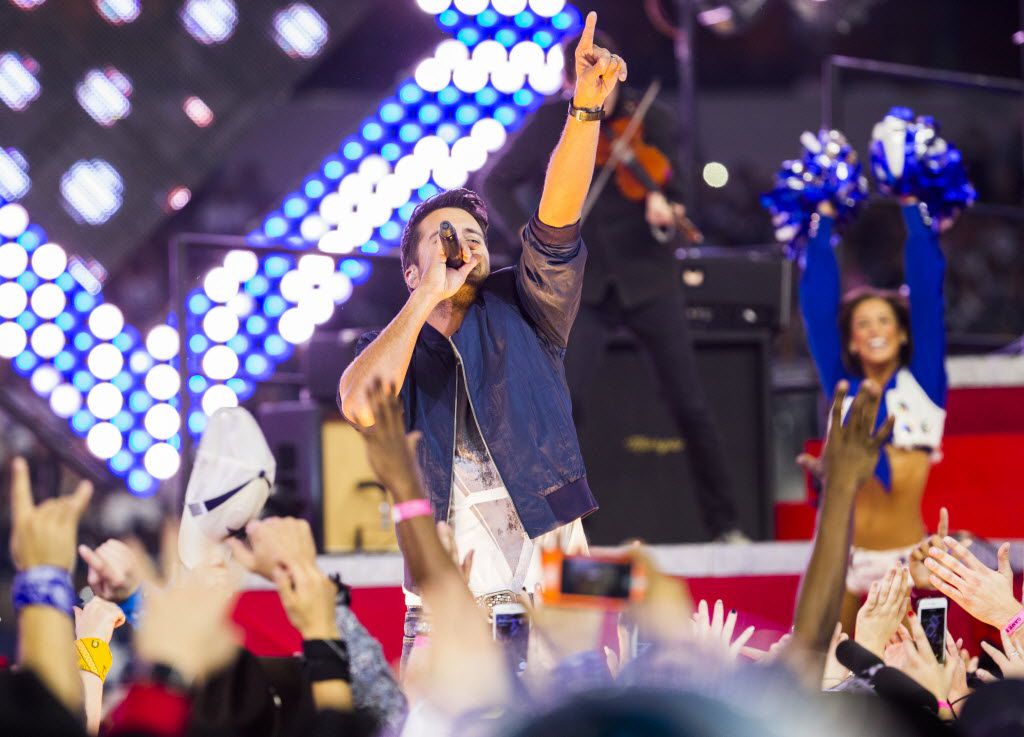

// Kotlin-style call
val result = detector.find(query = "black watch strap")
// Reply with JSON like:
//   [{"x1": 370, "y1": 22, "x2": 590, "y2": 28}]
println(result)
[
  {"x1": 568, "y1": 100, "x2": 605, "y2": 122},
  {"x1": 302, "y1": 639, "x2": 351, "y2": 683}
]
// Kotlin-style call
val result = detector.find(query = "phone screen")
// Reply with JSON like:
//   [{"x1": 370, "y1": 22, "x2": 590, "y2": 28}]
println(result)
[
  {"x1": 560, "y1": 557, "x2": 632, "y2": 599},
  {"x1": 494, "y1": 610, "x2": 529, "y2": 675},
  {"x1": 919, "y1": 605, "x2": 947, "y2": 663}
]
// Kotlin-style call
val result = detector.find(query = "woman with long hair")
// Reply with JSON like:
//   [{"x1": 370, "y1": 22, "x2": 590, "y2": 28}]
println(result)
[{"x1": 799, "y1": 196, "x2": 948, "y2": 631}]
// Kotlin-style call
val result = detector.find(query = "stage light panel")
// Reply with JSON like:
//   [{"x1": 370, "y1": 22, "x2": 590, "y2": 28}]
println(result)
[
  {"x1": 76, "y1": 68, "x2": 133, "y2": 127},
  {"x1": 180, "y1": 0, "x2": 238, "y2": 45},
  {"x1": 95, "y1": 0, "x2": 141, "y2": 24},
  {"x1": 272, "y1": 3, "x2": 329, "y2": 59},
  {"x1": 0, "y1": 148, "x2": 31, "y2": 201},
  {"x1": 183, "y1": 96, "x2": 215, "y2": 127},
  {"x1": 60, "y1": 159, "x2": 124, "y2": 225},
  {"x1": 0, "y1": 52, "x2": 41, "y2": 112}
]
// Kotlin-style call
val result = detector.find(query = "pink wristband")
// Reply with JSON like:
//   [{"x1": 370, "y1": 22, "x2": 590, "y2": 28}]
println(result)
[
  {"x1": 936, "y1": 700, "x2": 951, "y2": 711},
  {"x1": 391, "y1": 498, "x2": 432, "y2": 523},
  {"x1": 1004, "y1": 608, "x2": 1024, "y2": 636}
]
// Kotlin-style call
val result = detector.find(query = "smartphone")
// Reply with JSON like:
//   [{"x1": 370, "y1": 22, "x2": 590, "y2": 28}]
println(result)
[
  {"x1": 492, "y1": 603, "x2": 529, "y2": 675},
  {"x1": 541, "y1": 549, "x2": 645, "y2": 609},
  {"x1": 917, "y1": 597, "x2": 948, "y2": 664}
]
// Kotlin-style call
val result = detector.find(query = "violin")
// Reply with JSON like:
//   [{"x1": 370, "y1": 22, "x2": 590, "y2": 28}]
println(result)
[{"x1": 586, "y1": 82, "x2": 703, "y2": 244}]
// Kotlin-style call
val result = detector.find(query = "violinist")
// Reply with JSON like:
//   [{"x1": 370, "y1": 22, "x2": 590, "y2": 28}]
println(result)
[{"x1": 479, "y1": 30, "x2": 747, "y2": 543}]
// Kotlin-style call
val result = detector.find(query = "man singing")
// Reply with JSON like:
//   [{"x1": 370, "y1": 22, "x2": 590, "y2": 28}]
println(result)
[{"x1": 337, "y1": 13, "x2": 625, "y2": 662}]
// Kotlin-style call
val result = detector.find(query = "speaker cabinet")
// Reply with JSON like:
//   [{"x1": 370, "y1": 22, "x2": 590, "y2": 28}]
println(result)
[
  {"x1": 578, "y1": 330, "x2": 774, "y2": 545},
  {"x1": 257, "y1": 401, "x2": 324, "y2": 545}
]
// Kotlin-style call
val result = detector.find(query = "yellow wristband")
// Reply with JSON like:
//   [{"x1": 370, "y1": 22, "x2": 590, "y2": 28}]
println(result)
[{"x1": 75, "y1": 638, "x2": 112, "y2": 683}]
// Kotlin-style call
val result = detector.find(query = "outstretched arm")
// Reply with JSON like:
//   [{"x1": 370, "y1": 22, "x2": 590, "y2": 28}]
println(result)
[
  {"x1": 800, "y1": 204, "x2": 847, "y2": 394},
  {"x1": 902, "y1": 198, "x2": 947, "y2": 405},
  {"x1": 537, "y1": 11, "x2": 626, "y2": 227}
]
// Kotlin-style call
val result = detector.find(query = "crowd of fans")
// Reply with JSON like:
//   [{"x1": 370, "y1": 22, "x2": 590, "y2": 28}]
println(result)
[{"x1": 2, "y1": 378, "x2": 1023, "y2": 737}]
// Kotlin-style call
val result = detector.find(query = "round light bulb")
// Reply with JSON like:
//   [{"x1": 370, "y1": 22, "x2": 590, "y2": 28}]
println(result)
[
  {"x1": 145, "y1": 324, "x2": 179, "y2": 361},
  {"x1": 50, "y1": 384, "x2": 83, "y2": 418},
  {"x1": 88, "y1": 303, "x2": 124, "y2": 340},
  {"x1": 0, "y1": 203, "x2": 29, "y2": 238},
  {"x1": 0, "y1": 282, "x2": 28, "y2": 319},
  {"x1": 30, "y1": 322, "x2": 65, "y2": 358},
  {"x1": 144, "y1": 442, "x2": 180, "y2": 480},
  {"x1": 30, "y1": 365, "x2": 61, "y2": 395},
  {"x1": 202, "y1": 345, "x2": 239, "y2": 380},
  {"x1": 29, "y1": 282, "x2": 66, "y2": 319},
  {"x1": 86, "y1": 382, "x2": 124, "y2": 420},
  {"x1": 144, "y1": 403, "x2": 180, "y2": 440},
  {"x1": 223, "y1": 250, "x2": 258, "y2": 282},
  {"x1": 203, "y1": 266, "x2": 239, "y2": 303},
  {"x1": 144, "y1": 363, "x2": 180, "y2": 401},
  {"x1": 0, "y1": 241, "x2": 28, "y2": 279},
  {"x1": 202, "y1": 305, "x2": 240, "y2": 342},
  {"x1": 31, "y1": 242, "x2": 68, "y2": 280},
  {"x1": 277, "y1": 307, "x2": 315, "y2": 344},
  {"x1": 87, "y1": 343, "x2": 124, "y2": 380},
  {"x1": 0, "y1": 321, "x2": 27, "y2": 358},
  {"x1": 86, "y1": 422, "x2": 123, "y2": 460}
]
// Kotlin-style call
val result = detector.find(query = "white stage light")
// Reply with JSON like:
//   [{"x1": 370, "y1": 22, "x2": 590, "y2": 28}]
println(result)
[
  {"x1": 87, "y1": 343, "x2": 124, "y2": 380},
  {"x1": 492, "y1": 0, "x2": 528, "y2": 14},
  {"x1": 86, "y1": 422, "x2": 122, "y2": 459},
  {"x1": 0, "y1": 241, "x2": 28, "y2": 279},
  {"x1": 277, "y1": 307, "x2": 314, "y2": 344},
  {"x1": 471, "y1": 118, "x2": 507, "y2": 152},
  {"x1": 432, "y1": 158, "x2": 469, "y2": 190},
  {"x1": 318, "y1": 193, "x2": 346, "y2": 225},
  {"x1": 144, "y1": 363, "x2": 180, "y2": 401},
  {"x1": 327, "y1": 273, "x2": 353, "y2": 304},
  {"x1": 87, "y1": 382, "x2": 123, "y2": 420},
  {"x1": 202, "y1": 345, "x2": 239, "y2": 380},
  {"x1": 201, "y1": 384, "x2": 238, "y2": 415},
  {"x1": 435, "y1": 39, "x2": 469, "y2": 69},
  {"x1": 510, "y1": 41, "x2": 546, "y2": 73},
  {"x1": 298, "y1": 254, "x2": 335, "y2": 282},
  {"x1": 227, "y1": 292, "x2": 253, "y2": 317},
  {"x1": 144, "y1": 403, "x2": 180, "y2": 440},
  {"x1": 50, "y1": 383, "x2": 82, "y2": 417},
  {"x1": 0, "y1": 53, "x2": 41, "y2": 112},
  {"x1": 180, "y1": 0, "x2": 238, "y2": 45},
  {"x1": 76, "y1": 67, "x2": 132, "y2": 127},
  {"x1": 273, "y1": 4, "x2": 329, "y2": 59},
  {"x1": 452, "y1": 60, "x2": 488, "y2": 93},
  {"x1": 145, "y1": 324, "x2": 179, "y2": 361},
  {"x1": 0, "y1": 203, "x2": 29, "y2": 238},
  {"x1": 31, "y1": 242, "x2": 67, "y2": 280},
  {"x1": 202, "y1": 305, "x2": 239, "y2": 342},
  {"x1": 30, "y1": 365, "x2": 61, "y2": 395},
  {"x1": 144, "y1": 443, "x2": 180, "y2": 480},
  {"x1": 0, "y1": 282, "x2": 26, "y2": 319},
  {"x1": 472, "y1": 40, "x2": 508, "y2": 72},
  {"x1": 394, "y1": 155, "x2": 431, "y2": 190},
  {"x1": 491, "y1": 62, "x2": 526, "y2": 94},
  {"x1": 703, "y1": 161, "x2": 729, "y2": 188},
  {"x1": 337, "y1": 173, "x2": 372, "y2": 206},
  {"x1": 183, "y1": 96, "x2": 214, "y2": 127},
  {"x1": 0, "y1": 148, "x2": 30, "y2": 201},
  {"x1": 30, "y1": 322, "x2": 64, "y2": 358},
  {"x1": 223, "y1": 250, "x2": 258, "y2": 282},
  {"x1": 280, "y1": 270, "x2": 314, "y2": 303},
  {"x1": 529, "y1": 0, "x2": 565, "y2": 16},
  {"x1": 356, "y1": 193, "x2": 394, "y2": 229},
  {"x1": 452, "y1": 137, "x2": 487, "y2": 172},
  {"x1": 29, "y1": 282, "x2": 65, "y2": 319},
  {"x1": 88, "y1": 303, "x2": 124, "y2": 340},
  {"x1": 454, "y1": 0, "x2": 488, "y2": 13},
  {"x1": 415, "y1": 58, "x2": 450, "y2": 93},
  {"x1": 358, "y1": 155, "x2": 389, "y2": 185},
  {"x1": 297, "y1": 290, "x2": 334, "y2": 325},
  {"x1": 0, "y1": 321, "x2": 27, "y2": 358},
  {"x1": 203, "y1": 266, "x2": 238, "y2": 303},
  {"x1": 95, "y1": 0, "x2": 140, "y2": 24},
  {"x1": 416, "y1": 0, "x2": 451, "y2": 12},
  {"x1": 376, "y1": 174, "x2": 412, "y2": 209},
  {"x1": 300, "y1": 214, "x2": 329, "y2": 241},
  {"x1": 61, "y1": 159, "x2": 123, "y2": 225},
  {"x1": 528, "y1": 63, "x2": 564, "y2": 94},
  {"x1": 317, "y1": 230, "x2": 351, "y2": 255},
  {"x1": 413, "y1": 136, "x2": 450, "y2": 169}
]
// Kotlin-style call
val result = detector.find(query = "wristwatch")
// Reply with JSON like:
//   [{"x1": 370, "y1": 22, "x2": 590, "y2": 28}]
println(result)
[{"x1": 568, "y1": 100, "x2": 605, "y2": 122}]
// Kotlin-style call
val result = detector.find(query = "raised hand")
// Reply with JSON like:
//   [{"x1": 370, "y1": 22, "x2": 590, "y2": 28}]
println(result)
[
  {"x1": 924, "y1": 536, "x2": 1020, "y2": 629},
  {"x1": 821, "y1": 380, "x2": 893, "y2": 492},
  {"x1": 361, "y1": 378, "x2": 424, "y2": 502},
  {"x1": 272, "y1": 560, "x2": 339, "y2": 640},
  {"x1": 75, "y1": 596, "x2": 126, "y2": 643},
  {"x1": 227, "y1": 516, "x2": 317, "y2": 582},
  {"x1": 896, "y1": 618, "x2": 959, "y2": 703},
  {"x1": 854, "y1": 565, "x2": 911, "y2": 658},
  {"x1": 10, "y1": 457, "x2": 93, "y2": 571},
  {"x1": 418, "y1": 246, "x2": 480, "y2": 304},
  {"x1": 978, "y1": 633, "x2": 1024, "y2": 681},
  {"x1": 822, "y1": 623, "x2": 851, "y2": 688},
  {"x1": 909, "y1": 507, "x2": 949, "y2": 590},
  {"x1": 691, "y1": 599, "x2": 756, "y2": 662},
  {"x1": 572, "y1": 12, "x2": 627, "y2": 110},
  {"x1": 78, "y1": 539, "x2": 142, "y2": 603}
]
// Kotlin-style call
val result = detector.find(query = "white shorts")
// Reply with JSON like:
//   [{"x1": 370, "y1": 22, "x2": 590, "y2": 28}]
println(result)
[{"x1": 845, "y1": 545, "x2": 915, "y2": 596}]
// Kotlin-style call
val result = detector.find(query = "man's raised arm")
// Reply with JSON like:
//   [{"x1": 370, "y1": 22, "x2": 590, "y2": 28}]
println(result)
[{"x1": 537, "y1": 11, "x2": 626, "y2": 228}]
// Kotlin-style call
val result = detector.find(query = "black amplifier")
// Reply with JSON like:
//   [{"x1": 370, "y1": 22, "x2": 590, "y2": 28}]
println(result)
[{"x1": 677, "y1": 246, "x2": 791, "y2": 332}]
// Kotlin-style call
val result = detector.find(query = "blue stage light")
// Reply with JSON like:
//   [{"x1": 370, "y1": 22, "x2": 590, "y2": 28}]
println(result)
[
  {"x1": 17, "y1": 271, "x2": 38, "y2": 291},
  {"x1": 73, "y1": 370, "x2": 96, "y2": 392},
  {"x1": 226, "y1": 334, "x2": 249, "y2": 354},
  {"x1": 381, "y1": 143, "x2": 402, "y2": 161},
  {"x1": 112, "y1": 332, "x2": 132, "y2": 351},
  {"x1": 127, "y1": 469, "x2": 154, "y2": 495},
  {"x1": 16, "y1": 312, "x2": 36, "y2": 331},
  {"x1": 533, "y1": 30, "x2": 554, "y2": 48},
  {"x1": 244, "y1": 275, "x2": 270, "y2": 297},
  {"x1": 128, "y1": 349, "x2": 152, "y2": 373},
  {"x1": 457, "y1": 27, "x2": 481, "y2": 46},
  {"x1": 188, "y1": 374, "x2": 207, "y2": 393},
  {"x1": 380, "y1": 102, "x2": 404, "y2": 123},
  {"x1": 112, "y1": 371, "x2": 133, "y2": 391},
  {"x1": 54, "y1": 351, "x2": 75, "y2": 372},
  {"x1": 55, "y1": 312, "x2": 74, "y2": 331},
  {"x1": 264, "y1": 215, "x2": 288, "y2": 238},
  {"x1": 399, "y1": 83, "x2": 424, "y2": 105},
  {"x1": 361, "y1": 242, "x2": 380, "y2": 254},
  {"x1": 17, "y1": 227, "x2": 42, "y2": 251},
  {"x1": 110, "y1": 450, "x2": 133, "y2": 474},
  {"x1": 245, "y1": 314, "x2": 268, "y2": 334},
  {"x1": 263, "y1": 255, "x2": 292, "y2": 278},
  {"x1": 495, "y1": 28, "x2": 518, "y2": 46},
  {"x1": 128, "y1": 429, "x2": 153, "y2": 453},
  {"x1": 437, "y1": 123, "x2": 462, "y2": 143},
  {"x1": 187, "y1": 292, "x2": 211, "y2": 315},
  {"x1": 322, "y1": 158, "x2": 344, "y2": 180},
  {"x1": 72, "y1": 410, "x2": 96, "y2": 435},
  {"x1": 475, "y1": 87, "x2": 499, "y2": 106},
  {"x1": 14, "y1": 352, "x2": 36, "y2": 374},
  {"x1": 552, "y1": 10, "x2": 575, "y2": 29},
  {"x1": 264, "y1": 334, "x2": 288, "y2": 357},
  {"x1": 478, "y1": 8, "x2": 499, "y2": 26},
  {"x1": 111, "y1": 409, "x2": 133, "y2": 431},
  {"x1": 438, "y1": 9, "x2": 459, "y2": 26},
  {"x1": 304, "y1": 178, "x2": 326, "y2": 199},
  {"x1": 262, "y1": 295, "x2": 287, "y2": 317},
  {"x1": 362, "y1": 122, "x2": 384, "y2": 141},
  {"x1": 188, "y1": 411, "x2": 207, "y2": 434},
  {"x1": 56, "y1": 273, "x2": 75, "y2": 291},
  {"x1": 514, "y1": 10, "x2": 535, "y2": 27},
  {"x1": 380, "y1": 221, "x2": 401, "y2": 241},
  {"x1": 129, "y1": 389, "x2": 153, "y2": 413},
  {"x1": 455, "y1": 104, "x2": 480, "y2": 125},
  {"x1": 188, "y1": 334, "x2": 209, "y2": 353},
  {"x1": 341, "y1": 258, "x2": 371, "y2": 283},
  {"x1": 244, "y1": 353, "x2": 270, "y2": 378},
  {"x1": 438, "y1": 86, "x2": 462, "y2": 105},
  {"x1": 343, "y1": 141, "x2": 364, "y2": 160},
  {"x1": 74, "y1": 292, "x2": 96, "y2": 313},
  {"x1": 495, "y1": 105, "x2": 518, "y2": 126},
  {"x1": 283, "y1": 196, "x2": 308, "y2": 218},
  {"x1": 418, "y1": 183, "x2": 440, "y2": 200},
  {"x1": 398, "y1": 202, "x2": 416, "y2": 221},
  {"x1": 418, "y1": 104, "x2": 442, "y2": 124},
  {"x1": 399, "y1": 123, "x2": 424, "y2": 143},
  {"x1": 513, "y1": 89, "x2": 534, "y2": 106}
]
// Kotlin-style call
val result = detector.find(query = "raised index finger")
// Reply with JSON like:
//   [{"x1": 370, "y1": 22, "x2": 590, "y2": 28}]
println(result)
[
  {"x1": 10, "y1": 456, "x2": 34, "y2": 525},
  {"x1": 576, "y1": 11, "x2": 597, "y2": 55}
]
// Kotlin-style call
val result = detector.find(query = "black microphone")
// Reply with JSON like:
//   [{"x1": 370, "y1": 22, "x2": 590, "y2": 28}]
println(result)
[
  {"x1": 439, "y1": 221, "x2": 464, "y2": 269},
  {"x1": 836, "y1": 639, "x2": 938, "y2": 713}
]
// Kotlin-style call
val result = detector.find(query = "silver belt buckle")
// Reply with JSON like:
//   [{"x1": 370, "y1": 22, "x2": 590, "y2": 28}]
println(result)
[{"x1": 475, "y1": 590, "x2": 518, "y2": 619}]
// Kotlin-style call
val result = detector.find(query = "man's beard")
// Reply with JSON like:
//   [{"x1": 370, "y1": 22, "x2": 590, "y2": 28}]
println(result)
[{"x1": 465, "y1": 260, "x2": 489, "y2": 287}]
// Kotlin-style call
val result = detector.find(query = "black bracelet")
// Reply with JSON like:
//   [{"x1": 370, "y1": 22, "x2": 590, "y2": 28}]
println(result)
[
  {"x1": 142, "y1": 662, "x2": 192, "y2": 694},
  {"x1": 302, "y1": 639, "x2": 351, "y2": 683}
]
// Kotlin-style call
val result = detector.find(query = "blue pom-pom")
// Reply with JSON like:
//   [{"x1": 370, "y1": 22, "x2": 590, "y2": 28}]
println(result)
[
  {"x1": 869, "y1": 106, "x2": 976, "y2": 227},
  {"x1": 760, "y1": 129, "x2": 868, "y2": 259}
]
